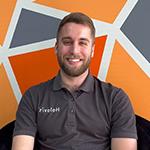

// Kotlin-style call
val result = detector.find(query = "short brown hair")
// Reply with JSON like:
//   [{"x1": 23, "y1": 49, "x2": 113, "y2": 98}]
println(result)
[{"x1": 56, "y1": 12, "x2": 95, "y2": 41}]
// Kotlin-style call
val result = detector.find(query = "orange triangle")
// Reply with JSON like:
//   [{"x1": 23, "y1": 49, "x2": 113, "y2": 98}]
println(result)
[
  {"x1": 0, "y1": 0, "x2": 17, "y2": 45},
  {"x1": 106, "y1": 41, "x2": 150, "y2": 120},
  {"x1": 90, "y1": 36, "x2": 107, "y2": 76},
  {"x1": 35, "y1": 0, "x2": 126, "y2": 23},
  {"x1": 0, "y1": 64, "x2": 18, "y2": 127}
]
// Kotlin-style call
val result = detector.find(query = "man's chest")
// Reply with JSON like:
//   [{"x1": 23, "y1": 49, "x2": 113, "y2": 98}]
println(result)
[{"x1": 36, "y1": 90, "x2": 111, "y2": 140}]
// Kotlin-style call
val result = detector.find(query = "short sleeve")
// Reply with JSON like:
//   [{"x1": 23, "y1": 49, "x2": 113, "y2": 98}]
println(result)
[
  {"x1": 110, "y1": 89, "x2": 137, "y2": 139},
  {"x1": 13, "y1": 88, "x2": 37, "y2": 137}
]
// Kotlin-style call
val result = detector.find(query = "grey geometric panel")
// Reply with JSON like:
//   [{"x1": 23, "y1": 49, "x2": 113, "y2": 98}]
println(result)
[
  {"x1": 121, "y1": 0, "x2": 150, "y2": 63},
  {"x1": 10, "y1": 9, "x2": 61, "y2": 48}
]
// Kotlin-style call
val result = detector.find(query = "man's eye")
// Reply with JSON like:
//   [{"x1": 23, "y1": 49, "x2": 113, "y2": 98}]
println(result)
[
  {"x1": 80, "y1": 41, "x2": 88, "y2": 46},
  {"x1": 63, "y1": 41, "x2": 72, "y2": 45}
]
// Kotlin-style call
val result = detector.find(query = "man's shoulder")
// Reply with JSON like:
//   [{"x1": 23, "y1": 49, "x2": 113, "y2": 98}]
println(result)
[
  {"x1": 92, "y1": 76, "x2": 128, "y2": 101},
  {"x1": 25, "y1": 77, "x2": 55, "y2": 95},
  {"x1": 93, "y1": 76, "x2": 120, "y2": 92}
]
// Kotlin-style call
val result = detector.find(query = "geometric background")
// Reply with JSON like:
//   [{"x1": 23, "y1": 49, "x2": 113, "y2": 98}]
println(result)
[
  {"x1": 10, "y1": 9, "x2": 61, "y2": 48},
  {"x1": 0, "y1": 0, "x2": 150, "y2": 127},
  {"x1": 121, "y1": 0, "x2": 150, "y2": 62}
]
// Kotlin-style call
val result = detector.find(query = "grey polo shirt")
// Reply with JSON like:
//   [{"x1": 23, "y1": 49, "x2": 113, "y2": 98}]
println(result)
[{"x1": 13, "y1": 73, "x2": 137, "y2": 150}]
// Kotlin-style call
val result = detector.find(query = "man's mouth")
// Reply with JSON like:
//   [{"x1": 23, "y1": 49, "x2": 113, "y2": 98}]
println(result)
[{"x1": 67, "y1": 58, "x2": 81, "y2": 62}]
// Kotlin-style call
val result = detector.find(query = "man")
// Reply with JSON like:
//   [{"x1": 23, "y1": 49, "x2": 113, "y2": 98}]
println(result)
[{"x1": 12, "y1": 12, "x2": 137, "y2": 150}]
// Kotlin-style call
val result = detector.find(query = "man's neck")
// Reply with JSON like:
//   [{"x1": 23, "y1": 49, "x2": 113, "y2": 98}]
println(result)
[{"x1": 60, "y1": 69, "x2": 89, "y2": 92}]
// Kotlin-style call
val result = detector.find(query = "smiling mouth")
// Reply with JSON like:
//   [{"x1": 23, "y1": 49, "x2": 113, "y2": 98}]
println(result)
[{"x1": 67, "y1": 58, "x2": 81, "y2": 62}]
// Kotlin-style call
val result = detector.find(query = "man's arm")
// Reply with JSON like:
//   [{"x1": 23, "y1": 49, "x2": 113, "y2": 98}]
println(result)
[
  {"x1": 12, "y1": 135, "x2": 35, "y2": 150},
  {"x1": 111, "y1": 138, "x2": 137, "y2": 150}
]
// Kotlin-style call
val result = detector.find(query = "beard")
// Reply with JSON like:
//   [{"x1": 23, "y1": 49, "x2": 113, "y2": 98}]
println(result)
[{"x1": 57, "y1": 53, "x2": 92, "y2": 77}]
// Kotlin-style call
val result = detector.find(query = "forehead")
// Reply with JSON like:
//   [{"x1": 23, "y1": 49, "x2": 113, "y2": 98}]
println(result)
[{"x1": 59, "y1": 23, "x2": 92, "y2": 39}]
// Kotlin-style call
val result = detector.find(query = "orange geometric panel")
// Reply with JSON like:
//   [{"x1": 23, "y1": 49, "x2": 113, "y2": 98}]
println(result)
[
  {"x1": 0, "y1": 0, "x2": 17, "y2": 46},
  {"x1": 0, "y1": 63, "x2": 18, "y2": 128},
  {"x1": 9, "y1": 48, "x2": 59, "y2": 94},
  {"x1": 90, "y1": 35, "x2": 107, "y2": 76},
  {"x1": 34, "y1": 0, "x2": 127, "y2": 23},
  {"x1": 106, "y1": 41, "x2": 150, "y2": 120}
]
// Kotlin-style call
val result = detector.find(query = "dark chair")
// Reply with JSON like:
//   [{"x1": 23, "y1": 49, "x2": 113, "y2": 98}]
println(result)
[
  {"x1": 136, "y1": 115, "x2": 150, "y2": 150},
  {"x1": 0, "y1": 120, "x2": 15, "y2": 150}
]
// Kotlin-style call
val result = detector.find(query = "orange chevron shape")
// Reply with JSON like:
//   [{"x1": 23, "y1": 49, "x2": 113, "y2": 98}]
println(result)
[
  {"x1": 34, "y1": 0, "x2": 127, "y2": 23},
  {"x1": 90, "y1": 36, "x2": 107, "y2": 76},
  {"x1": 0, "y1": 0, "x2": 17, "y2": 46},
  {"x1": 9, "y1": 48, "x2": 59, "y2": 94},
  {"x1": 106, "y1": 41, "x2": 150, "y2": 120},
  {"x1": 0, "y1": 63, "x2": 18, "y2": 127}
]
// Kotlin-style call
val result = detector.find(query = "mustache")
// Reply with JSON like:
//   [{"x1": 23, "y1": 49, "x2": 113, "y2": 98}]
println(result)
[{"x1": 65, "y1": 55, "x2": 81, "y2": 59}]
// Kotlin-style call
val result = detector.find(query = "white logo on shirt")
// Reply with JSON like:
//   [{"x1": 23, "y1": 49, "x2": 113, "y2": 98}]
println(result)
[{"x1": 39, "y1": 107, "x2": 60, "y2": 113}]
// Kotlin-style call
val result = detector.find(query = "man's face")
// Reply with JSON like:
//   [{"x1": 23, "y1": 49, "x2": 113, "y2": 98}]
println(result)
[{"x1": 55, "y1": 23, "x2": 94, "y2": 77}]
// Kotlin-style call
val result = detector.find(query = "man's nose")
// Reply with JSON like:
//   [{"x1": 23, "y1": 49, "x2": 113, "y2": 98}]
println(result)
[{"x1": 71, "y1": 42, "x2": 79, "y2": 54}]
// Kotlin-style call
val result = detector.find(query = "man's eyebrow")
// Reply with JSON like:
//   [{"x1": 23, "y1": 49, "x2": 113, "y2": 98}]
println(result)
[
  {"x1": 80, "y1": 38, "x2": 90, "y2": 42},
  {"x1": 61, "y1": 37, "x2": 72, "y2": 40},
  {"x1": 61, "y1": 37, "x2": 90, "y2": 42}
]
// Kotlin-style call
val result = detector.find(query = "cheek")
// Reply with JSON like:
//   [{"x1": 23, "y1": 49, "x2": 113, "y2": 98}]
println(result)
[
  {"x1": 57, "y1": 49, "x2": 69, "y2": 60},
  {"x1": 81, "y1": 48, "x2": 92, "y2": 57},
  {"x1": 58, "y1": 45, "x2": 71, "y2": 54}
]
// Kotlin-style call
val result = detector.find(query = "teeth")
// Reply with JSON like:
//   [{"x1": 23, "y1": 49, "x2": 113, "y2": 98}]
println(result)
[{"x1": 68, "y1": 59, "x2": 80, "y2": 62}]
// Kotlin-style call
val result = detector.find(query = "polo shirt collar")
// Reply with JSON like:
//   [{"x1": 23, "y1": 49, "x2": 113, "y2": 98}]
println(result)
[
  {"x1": 78, "y1": 73, "x2": 94, "y2": 92},
  {"x1": 53, "y1": 72, "x2": 94, "y2": 92},
  {"x1": 53, "y1": 72, "x2": 63, "y2": 91}
]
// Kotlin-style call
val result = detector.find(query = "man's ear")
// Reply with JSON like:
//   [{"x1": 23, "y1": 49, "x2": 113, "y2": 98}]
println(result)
[{"x1": 55, "y1": 42, "x2": 58, "y2": 54}]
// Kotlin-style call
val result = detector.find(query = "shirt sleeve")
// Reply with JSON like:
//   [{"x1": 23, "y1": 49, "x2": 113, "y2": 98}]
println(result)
[
  {"x1": 110, "y1": 88, "x2": 137, "y2": 139},
  {"x1": 13, "y1": 87, "x2": 37, "y2": 137}
]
